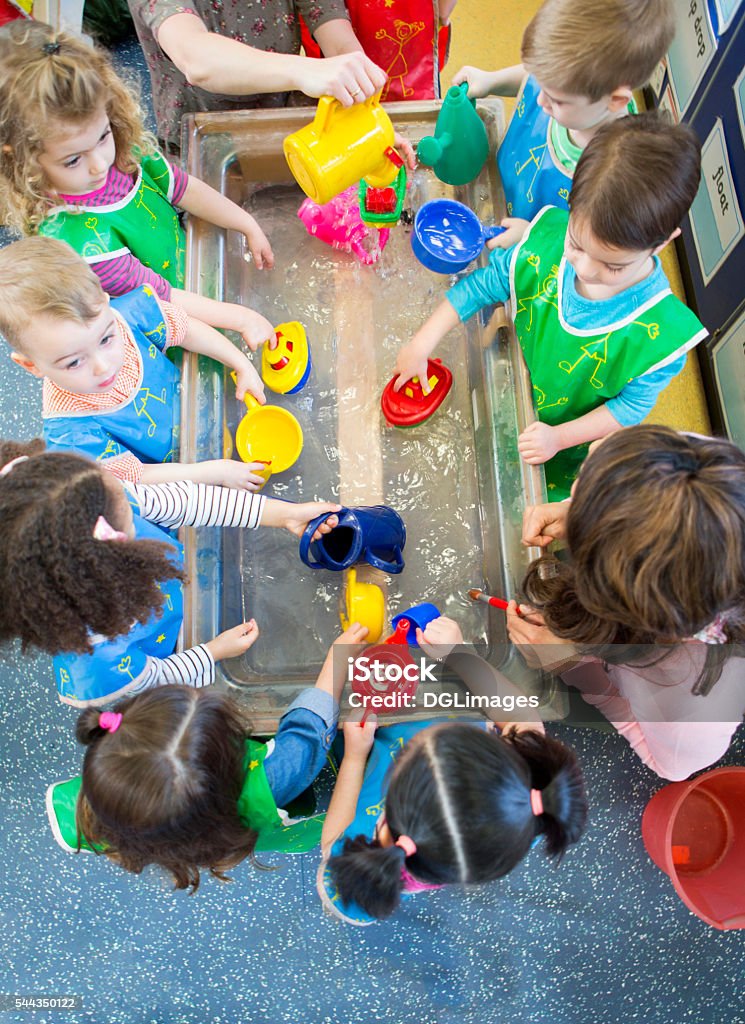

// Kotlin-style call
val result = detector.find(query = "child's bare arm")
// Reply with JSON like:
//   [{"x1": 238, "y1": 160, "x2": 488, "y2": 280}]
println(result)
[
  {"x1": 518, "y1": 405, "x2": 622, "y2": 465},
  {"x1": 394, "y1": 299, "x2": 460, "y2": 393},
  {"x1": 321, "y1": 718, "x2": 377, "y2": 852},
  {"x1": 452, "y1": 64, "x2": 525, "y2": 99},
  {"x1": 170, "y1": 290, "x2": 275, "y2": 355},
  {"x1": 314, "y1": 624, "x2": 370, "y2": 704},
  {"x1": 179, "y1": 176, "x2": 274, "y2": 270},
  {"x1": 179, "y1": 312, "x2": 267, "y2": 402}
]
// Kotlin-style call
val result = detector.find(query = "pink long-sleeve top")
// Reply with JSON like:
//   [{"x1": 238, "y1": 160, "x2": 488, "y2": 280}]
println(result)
[
  {"x1": 58, "y1": 163, "x2": 189, "y2": 299},
  {"x1": 562, "y1": 646, "x2": 745, "y2": 781}
]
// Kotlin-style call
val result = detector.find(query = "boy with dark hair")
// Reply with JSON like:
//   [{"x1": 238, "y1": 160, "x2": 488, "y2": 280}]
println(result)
[{"x1": 395, "y1": 113, "x2": 707, "y2": 500}]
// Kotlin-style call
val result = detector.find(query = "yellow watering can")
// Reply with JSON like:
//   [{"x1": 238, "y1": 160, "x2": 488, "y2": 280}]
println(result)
[
  {"x1": 232, "y1": 381, "x2": 304, "y2": 485},
  {"x1": 284, "y1": 93, "x2": 403, "y2": 206}
]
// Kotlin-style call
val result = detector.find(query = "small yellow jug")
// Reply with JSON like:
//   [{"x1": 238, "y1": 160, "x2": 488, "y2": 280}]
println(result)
[{"x1": 284, "y1": 93, "x2": 401, "y2": 206}]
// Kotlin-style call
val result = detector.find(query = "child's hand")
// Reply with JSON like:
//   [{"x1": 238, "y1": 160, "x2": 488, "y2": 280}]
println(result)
[
  {"x1": 233, "y1": 353, "x2": 266, "y2": 404},
  {"x1": 335, "y1": 622, "x2": 370, "y2": 648},
  {"x1": 416, "y1": 616, "x2": 463, "y2": 660},
  {"x1": 486, "y1": 217, "x2": 530, "y2": 250},
  {"x1": 518, "y1": 421, "x2": 562, "y2": 464},
  {"x1": 243, "y1": 219, "x2": 275, "y2": 270},
  {"x1": 236, "y1": 309, "x2": 277, "y2": 353},
  {"x1": 522, "y1": 500, "x2": 569, "y2": 547},
  {"x1": 280, "y1": 502, "x2": 343, "y2": 539},
  {"x1": 394, "y1": 340, "x2": 430, "y2": 393},
  {"x1": 204, "y1": 458, "x2": 267, "y2": 491},
  {"x1": 206, "y1": 619, "x2": 259, "y2": 661},
  {"x1": 342, "y1": 714, "x2": 378, "y2": 757},
  {"x1": 451, "y1": 65, "x2": 493, "y2": 99},
  {"x1": 393, "y1": 131, "x2": 417, "y2": 171},
  {"x1": 506, "y1": 601, "x2": 574, "y2": 670}
]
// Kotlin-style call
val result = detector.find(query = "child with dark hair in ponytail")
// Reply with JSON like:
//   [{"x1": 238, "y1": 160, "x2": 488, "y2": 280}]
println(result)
[
  {"x1": 318, "y1": 689, "x2": 587, "y2": 924},
  {"x1": 46, "y1": 625, "x2": 368, "y2": 891},
  {"x1": 0, "y1": 439, "x2": 341, "y2": 707}
]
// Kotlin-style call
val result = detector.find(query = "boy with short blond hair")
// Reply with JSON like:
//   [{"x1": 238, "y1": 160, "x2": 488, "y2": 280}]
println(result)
[
  {"x1": 453, "y1": 0, "x2": 675, "y2": 230},
  {"x1": 0, "y1": 236, "x2": 267, "y2": 489}
]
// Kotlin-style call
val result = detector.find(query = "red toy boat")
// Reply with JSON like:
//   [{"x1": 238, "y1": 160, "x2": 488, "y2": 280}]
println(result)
[{"x1": 380, "y1": 358, "x2": 453, "y2": 427}]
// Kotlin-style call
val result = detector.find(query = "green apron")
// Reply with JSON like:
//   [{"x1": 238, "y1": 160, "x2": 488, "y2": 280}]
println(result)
[
  {"x1": 39, "y1": 150, "x2": 185, "y2": 289},
  {"x1": 46, "y1": 739, "x2": 324, "y2": 858},
  {"x1": 511, "y1": 207, "x2": 706, "y2": 499}
]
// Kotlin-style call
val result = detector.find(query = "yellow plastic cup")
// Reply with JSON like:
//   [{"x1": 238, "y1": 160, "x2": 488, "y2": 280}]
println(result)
[
  {"x1": 283, "y1": 93, "x2": 400, "y2": 206},
  {"x1": 340, "y1": 568, "x2": 385, "y2": 643},
  {"x1": 234, "y1": 393, "x2": 304, "y2": 476}
]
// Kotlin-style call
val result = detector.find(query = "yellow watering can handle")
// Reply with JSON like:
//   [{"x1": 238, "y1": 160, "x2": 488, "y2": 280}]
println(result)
[
  {"x1": 230, "y1": 371, "x2": 261, "y2": 411},
  {"x1": 313, "y1": 91, "x2": 383, "y2": 132}
]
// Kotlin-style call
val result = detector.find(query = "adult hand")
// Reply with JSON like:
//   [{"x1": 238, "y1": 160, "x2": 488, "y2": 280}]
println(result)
[
  {"x1": 302, "y1": 51, "x2": 387, "y2": 107},
  {"x1": 522, "y1": 500, "x2": 569, "y2": 547},
  {"x1": 518, "y1": 421, "x2": 562, "y2": 464},
  {"x1": 206, "y1": 619, "x2": 259, "y2": 661}
]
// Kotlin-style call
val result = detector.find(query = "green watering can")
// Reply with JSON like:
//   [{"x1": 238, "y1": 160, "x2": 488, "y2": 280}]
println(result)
[{"x1": 417, "y1": 83, "x2": 490, "y2": 186}]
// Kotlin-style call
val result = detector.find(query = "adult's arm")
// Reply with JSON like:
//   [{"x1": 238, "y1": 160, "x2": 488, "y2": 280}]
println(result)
[{"x1": 155, "y1": 11, "x2": 385, "y2": 105}]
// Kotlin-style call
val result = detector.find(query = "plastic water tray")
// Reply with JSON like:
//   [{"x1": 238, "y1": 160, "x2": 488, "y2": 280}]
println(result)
[{"x1": 180, "y1": 100, "x2": 555, "y2": 730}]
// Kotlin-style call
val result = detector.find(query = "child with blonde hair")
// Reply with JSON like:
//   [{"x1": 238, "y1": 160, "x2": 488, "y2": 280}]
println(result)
[
  {"x1": 396, "y1": 113, "x2": 707, "y2": 499},
  {"x1": 453, "y1": 0, "x2": 675, "y2": 240},
  {"x1": 0, "y1": 20, "x2": 275, "y2": 350},
  {"x1": 0, "y1": 439, "x2": 341, "y2": 706},
  {"x1": 0, "y1": 237, "x2": 271, "y2": 487}
]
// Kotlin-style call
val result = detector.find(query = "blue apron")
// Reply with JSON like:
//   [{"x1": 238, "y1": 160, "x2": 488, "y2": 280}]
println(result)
[
  {"x1": 496, "y1": 76, "x2": 573, "y2": 220},
  {"x1": 44, "y1": 286, "x2": 180, "y2": 469},
  {"x1": 54, "y1": 491, "x2": 183, "y2": 707},
  {"x1": 320, "y1": 719, "x2": 487, "y2": 925}
]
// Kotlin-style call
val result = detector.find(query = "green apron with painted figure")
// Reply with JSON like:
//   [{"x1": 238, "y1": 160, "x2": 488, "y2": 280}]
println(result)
[
  {"x1": 511, "y1": 206, "x2": 707, "y2": 500},
  {"x1": 46, "y1": 739, "x2": 324, "y2": 858},
  {"x1": 39, "y1": 150, "x2": 185, "y2": 289}
]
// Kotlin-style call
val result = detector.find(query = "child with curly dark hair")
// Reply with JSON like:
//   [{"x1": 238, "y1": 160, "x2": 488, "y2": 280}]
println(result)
[
  {"x1": 0, "y1": 439, "x2": 341, "y2": 706},
  {"x1": 47, "y1": 627, "x2": 368, "y2": 890}
]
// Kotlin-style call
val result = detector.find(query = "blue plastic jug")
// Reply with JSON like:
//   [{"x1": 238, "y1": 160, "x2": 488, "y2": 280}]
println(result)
[{"x1": 299, "y1": 505, "x2": 406, "y2": 574}]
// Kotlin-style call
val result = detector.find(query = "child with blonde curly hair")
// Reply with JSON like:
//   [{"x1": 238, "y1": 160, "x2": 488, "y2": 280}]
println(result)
[{"x1": 0, "y1": 20, "x2": 275, "y2": 352}]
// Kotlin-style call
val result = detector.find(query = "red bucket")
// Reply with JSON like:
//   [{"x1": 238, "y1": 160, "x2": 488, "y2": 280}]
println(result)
[{"x1": 641, "y1": 767, "x2": 745, "y2": 930}]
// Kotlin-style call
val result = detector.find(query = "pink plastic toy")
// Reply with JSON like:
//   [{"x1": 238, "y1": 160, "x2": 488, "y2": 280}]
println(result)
[{"x1": 298, "y1": 186, "x2": 390, "y2": 266}]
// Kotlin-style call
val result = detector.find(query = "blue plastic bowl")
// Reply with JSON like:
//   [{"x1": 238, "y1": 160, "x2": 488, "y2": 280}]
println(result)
[{"x1": 411, "y1": 199, "x2": 505, "y2": 274}]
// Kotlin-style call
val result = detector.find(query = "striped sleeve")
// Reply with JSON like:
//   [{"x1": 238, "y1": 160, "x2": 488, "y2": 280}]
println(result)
[
  {"x1": 128, "y1": 644, "x2": 215, "y2": 693},
  {"x1": 170, "y1": 162, "x2": 189, "y2": 205},
  {"x1": 91, "y1": 251, "x2": 172, "y2": 300},
  {"x1": 132, "y1": 481, "x2": 266, "y2": 529}
]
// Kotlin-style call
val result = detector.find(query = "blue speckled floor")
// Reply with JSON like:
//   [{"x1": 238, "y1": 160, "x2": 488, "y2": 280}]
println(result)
[{"x1": 1, "y1": 31, "x2": 744, "y2": 1024}]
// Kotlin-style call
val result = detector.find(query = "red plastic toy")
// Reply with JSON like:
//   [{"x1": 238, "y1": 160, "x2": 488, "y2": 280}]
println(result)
[
  {"x1": 366, "y1": 187, "x2": 398, "y2": 213},
  {"x1": 381, "y1": 359, "x2": 453, "y2": 427}
]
